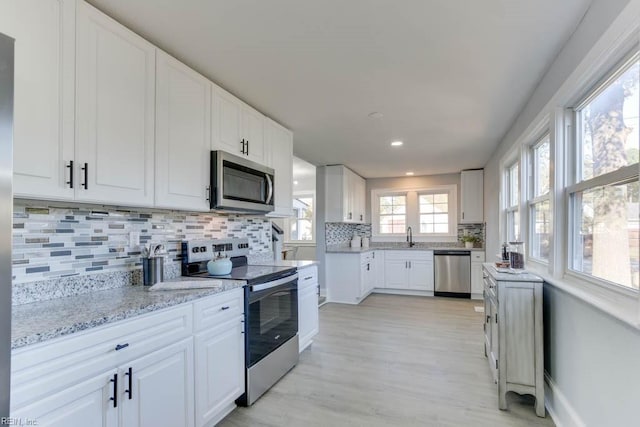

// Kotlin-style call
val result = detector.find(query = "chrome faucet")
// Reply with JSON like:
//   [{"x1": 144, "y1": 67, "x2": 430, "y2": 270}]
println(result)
[{"x1": 407, "y1": 226, "x2": 415, "y2": 247}]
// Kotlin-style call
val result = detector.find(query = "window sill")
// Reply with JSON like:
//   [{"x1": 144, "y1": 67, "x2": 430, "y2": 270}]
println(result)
[
  {"x1": 525, "y1": 264, "x2": 640, "y2": 330},
  {"x1": 284, "y1": 241, "x2": 316, "y2": 247}
]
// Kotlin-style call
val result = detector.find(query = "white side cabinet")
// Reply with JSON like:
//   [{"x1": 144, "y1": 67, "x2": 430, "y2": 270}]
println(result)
[
  {"x1": 483, "y1": 264, "x2": 545, "y2": 417},
  {"x1": 470, "y1": 251, "x2": 485, "y2": 300},
  {"x1": 265, "y1": 118, "x2": 294, "y2": 217},
  {"x1": 298, "y1": 265, "x2": 319, "y2": 352},
  {"x1": 155, "y1": 50, "x2": 211, "y2": 211},
  {"x1": 212, "y1": 85, "x2": 265, "y2": 165},
  {"x1": 326, "y1": 252, "x2": 375, "y2": 304},
  {"x1": 325, "y1": 165, "x2": 366, "y2": 223},
  {"x1": 460, "y1": 169, "x2": 484, "y2": 223},
  {"x1": 384, "y1": 251, "x2": 434, "y2": 292},
  {"x1": 0, "y1": 0, "x2": 76, "y2": 201},
  {"x1": 76, "y1": 1, "x2": 155, "y2": 206}
]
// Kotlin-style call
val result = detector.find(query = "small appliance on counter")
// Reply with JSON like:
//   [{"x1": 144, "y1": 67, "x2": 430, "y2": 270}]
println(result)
[
  {"x1": 350, "y1": 235, "x2": 361, "y2": 248},
  {"x1": 181, "y1": 238, "x2": 299, "y2": 406}
]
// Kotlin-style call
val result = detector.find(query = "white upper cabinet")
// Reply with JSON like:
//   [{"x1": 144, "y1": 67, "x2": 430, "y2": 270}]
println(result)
[
  {"x1": 155, "y1": 51, "x2": 211, "y2": 211},
  {"x1": 265, "y1": 118, "x2": 293, "y2": 217},
  {"x1": 242, "y1": 104, "x2": 265, "y2": 164},
  {"x1": 325, "y1": 165, "x2": 366, "y2": 223},
  {"x1": 2, "y1": 0, "x2": 75, "y2": 200},
  {"x1": 460, "y1": 169, "x2": 484, "y2": 223},
  {"x1": 212, "y1": 86, "x2": 265, "y2": 164},
  {"x1": 75, "y1": 1, "x2": 155, "y2": 206}
]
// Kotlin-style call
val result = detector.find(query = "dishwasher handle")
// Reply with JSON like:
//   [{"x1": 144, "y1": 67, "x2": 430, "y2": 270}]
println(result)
[{"x1": 434, "y1": 250, "x2": 471, "y2": 256}]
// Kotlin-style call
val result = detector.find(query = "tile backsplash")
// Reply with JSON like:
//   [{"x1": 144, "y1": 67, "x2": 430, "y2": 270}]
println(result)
[
  {"x1": 325, "y1": 222, "x2": 372, "y2": 246},
  {"x1": 12, "y1": 201, "x2": 272, "y2": 285},
  {"x1": 457, "y1": 223, "x2": 485, "y2": 243}
]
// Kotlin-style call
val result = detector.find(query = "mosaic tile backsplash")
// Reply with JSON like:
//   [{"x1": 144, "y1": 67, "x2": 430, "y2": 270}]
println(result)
[
  {"x1": 12, "y1": 201, "x2": 272, "y2": 285},
  {"x1": 326, "y1": 222, "x2": 485, "y2": 247},
  {"x1": 325, "y1": 222, "x2": 373, "y2": 246}
]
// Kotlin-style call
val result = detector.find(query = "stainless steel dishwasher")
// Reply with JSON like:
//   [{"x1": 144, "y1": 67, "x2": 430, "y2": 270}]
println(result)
[{"x1": 434, "y1": 250, "x2": 471, "y2": 298}]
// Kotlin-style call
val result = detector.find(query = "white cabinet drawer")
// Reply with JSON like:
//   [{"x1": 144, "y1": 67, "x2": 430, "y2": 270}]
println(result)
[
  {"x1": 298, "y1": 265, "x2": 318, "y2": 289},
  {"x1": 193, "y1": 288, "x2": 244, "y2": 333},
  {"x1": 11, "y1": 304, "x2": 192, "y2": 409},
  {"x1": 472, "y1": 251, "x2": 486, "y2": 262},
  {"x1": 385, "y1": 250, "x2": 433, "y2": 261}
]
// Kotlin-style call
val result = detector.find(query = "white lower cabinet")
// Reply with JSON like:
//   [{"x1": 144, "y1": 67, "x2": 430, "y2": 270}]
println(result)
[
  {"x1": 11, "y1": 289, "x2": 246, "y2": 427},
  {"x1": 11, "y1": 369, "x2": 118, "y2": 427},
  {"x1": 121, "y1": 338, "x2": 194, "y2": 427},
  {"x1": 193, "y1": 289, "x2": 245, "y2": 427},
  {"x1": 326, "y1": 252, "x2": 375, "y2": 304},
  {"x1": 384, "y1": 251, "x2": 434, "y2": 292},
  {"x1": 194, "y1": 320, "x2": 244, "y2": 427},
  {"x1": 470, "y1": 252, "x2": 486, "y2": 299},
  {"x1": 297, "y1": 265, "x2": 319, "y2": 352}
]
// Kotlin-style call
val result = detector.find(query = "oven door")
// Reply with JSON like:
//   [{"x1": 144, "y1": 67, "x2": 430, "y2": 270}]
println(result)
[
  {"x1": 211, "y1": 150, "x2": 274, "y2": 212},
  {"x1": 246, "y1": 275, "x2": 298, "y2": 367}
]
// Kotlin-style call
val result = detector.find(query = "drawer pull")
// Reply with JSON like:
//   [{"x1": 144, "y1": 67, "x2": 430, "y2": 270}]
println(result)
[
  {"x1": 304, "y1": 276, "x2": 313, "y2": 280},
  {"x1": 110, "y1": 373, "x2": 118, "y2": 408},
  {"x1": 115, "y1": 343, "x2": 129, "y2": 351},
  {"x1": 220, "y1": 306, "x2": 230, "y2": 311}
]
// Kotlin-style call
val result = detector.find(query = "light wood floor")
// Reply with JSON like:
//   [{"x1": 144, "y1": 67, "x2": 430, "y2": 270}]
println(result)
[{"x1": 220, "y1": 294, "x2": 555, "y2": 427}]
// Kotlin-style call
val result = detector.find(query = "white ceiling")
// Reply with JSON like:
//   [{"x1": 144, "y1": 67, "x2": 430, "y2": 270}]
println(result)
[{"x1": 88, "y1": 0, "x2": 591, "y2": 178}]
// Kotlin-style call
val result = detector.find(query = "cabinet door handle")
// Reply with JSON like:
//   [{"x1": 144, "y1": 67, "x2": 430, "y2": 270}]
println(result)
[
  {"x1": 81, "y1": 162, "x2": 88, "y2": 189},
  {"x1": 66, "y1": 160, "x2": 74, "y2": 189},
  {"x1": 115, "y1": 343, "x2": 129, "y2": 351},
  {"x1": 367, "y1": 263, "x2": 370, "y2": 271},
  {"x1": 206, "y1": 186, "x2": 210, "y2": 202},
  {"x1": 110, "y1": 373, "x2": 118, "y2": 408},
  {"x1": 241, "y1": 139, "x2": 246, "y2": 154},
  {"x1": 221, "y1": 306, "x2": 230, "y2": 311},
  {"x1": 304, "y1": 276, "x2": 313, "y2": 280},
  {"x1": 360, "y1": 214, "x2": 363, "y2": 221},
  {"x1": 124, "y1": 367, "x2": 133, "y2": 400},
  {"x1": 462, "y1": 212, "x2": 465, "y2": 220},
  {"x1": 405, "y1": 261, "x2": 408, "y2": 268},
  {"x1": 246, "y1": 139, "x2": 249, "y2": 156},
  {"x1": 495, "y1": 313, "x2": 498, "y2": 323},
  {"x1": 486, "y1": 315, "x2": 490, "y2": 323}
]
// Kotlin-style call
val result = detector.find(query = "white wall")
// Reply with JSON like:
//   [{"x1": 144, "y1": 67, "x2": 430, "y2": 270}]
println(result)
[{"x1": 483, "y1": 0, "x2": 638, "y2": 425}]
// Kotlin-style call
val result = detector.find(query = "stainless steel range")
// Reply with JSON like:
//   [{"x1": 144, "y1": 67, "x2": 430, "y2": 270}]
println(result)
[{"x1": 181, "y1": 238, "x2": 299, "y2": 406}]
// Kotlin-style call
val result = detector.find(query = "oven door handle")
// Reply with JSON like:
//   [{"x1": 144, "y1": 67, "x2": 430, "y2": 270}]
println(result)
[{"x1": 250, "y1": 273, "x2": 298, "y2": 292}]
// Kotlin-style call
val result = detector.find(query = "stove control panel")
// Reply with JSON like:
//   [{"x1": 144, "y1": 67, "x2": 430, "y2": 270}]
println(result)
[{"x1": 183, "y1": 238, "x2": 250, "y2": 263}]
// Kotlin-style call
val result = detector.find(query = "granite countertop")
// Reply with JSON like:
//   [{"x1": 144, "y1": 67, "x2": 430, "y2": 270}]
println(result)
[
  {"x1": 482, "y1": 262, "x2": 543, "y2": 282},
  {"x1": 252, "y1": 260, "x2": 319, "y2": 269},
  {"x1": 11, "y1": 278, "x2": 245, "y2": 350},
  {"x1": 326, "y1": 245, "x2": 485, "y2": 254}
]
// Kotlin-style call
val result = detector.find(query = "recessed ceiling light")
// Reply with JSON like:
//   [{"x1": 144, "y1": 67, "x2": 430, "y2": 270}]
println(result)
[
  {"x1": 293, "y1": 180, "x2": 299, "y2": 185},
  {"x1": 405, "y1": 172, "x2": 414, "y2": 176},
  {"x1": 368, "y1": 112, "x2": 383, "y2": 119},
  {"x1": 391, "y1": 141, "x2": 403, "y2": 147}
]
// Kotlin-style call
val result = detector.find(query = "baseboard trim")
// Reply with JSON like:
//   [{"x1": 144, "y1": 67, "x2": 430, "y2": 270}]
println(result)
[{"x1": 544, "y1": 372, "x2": 585, "y2": 427}]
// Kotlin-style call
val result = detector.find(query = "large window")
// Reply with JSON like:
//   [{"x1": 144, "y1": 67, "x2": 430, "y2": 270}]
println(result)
[
  {"x1": 529, "y1": 135, "x2": 551, "y2": 262},
  {"x1": 373, "y1": 186, "x2": 457, "y2": 238},
  {"x1": 419, "y1": 192, "x2": 449, "y2": 233},
  {"x1": 569, "y1": 54, "x2": 639, "y2": 290},
  {"x1": 289, "y1": 194, "x2": 314, "y2": 241},
  {"x1": 379, "y1": 194, "x2": 407, "y2": 234},
  {"x1": 505, "y1": 162, "x2": 520, "y2": 241}
]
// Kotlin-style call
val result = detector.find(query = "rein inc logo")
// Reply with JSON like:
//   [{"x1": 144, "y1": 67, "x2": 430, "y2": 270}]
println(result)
[{"x1": 1, "y1": 418, "x2": 38, "y2": 426}]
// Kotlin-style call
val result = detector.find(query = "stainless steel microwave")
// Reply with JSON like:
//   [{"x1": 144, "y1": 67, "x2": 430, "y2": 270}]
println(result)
[{"x1": 210, "y1": 151, "x2": 275, "y2": 213}]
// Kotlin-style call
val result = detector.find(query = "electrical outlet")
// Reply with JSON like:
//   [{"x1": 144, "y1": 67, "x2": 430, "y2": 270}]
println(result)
[{"x1": 129, "y1": 231, "x2": 140, "y2": 248}]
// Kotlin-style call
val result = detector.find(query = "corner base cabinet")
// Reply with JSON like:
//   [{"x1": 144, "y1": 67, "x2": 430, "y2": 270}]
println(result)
[
  {"x1": 326, "y1": 252, "x2": 378, "y2": 304},
  {"x1": 482, "y1": 264, "x2": 545, "y2": 417}
]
